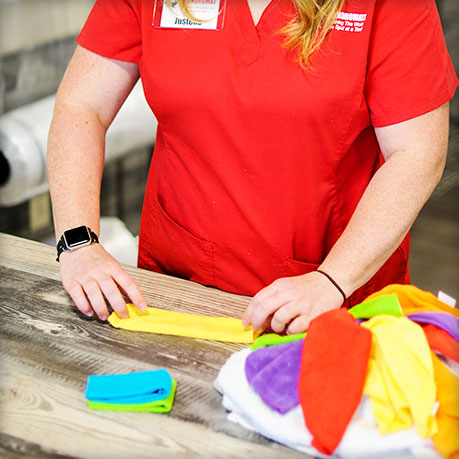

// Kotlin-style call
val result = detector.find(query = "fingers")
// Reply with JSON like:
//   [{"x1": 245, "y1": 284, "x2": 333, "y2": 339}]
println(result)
[
  {"x1": 286, "y1": 315, "x2": 311, "y2": 335},
  {"x1": 82, "y1": 277, "x2": 110, "y2": 320},
  {"x1": 271, "y1": 302, "x2": 303, "y2": 333},
  {"x1": 243, "y1": 274, "x2": 341, "y2": 334},
  {"x1": 242, "y1": 282, "x2": 278, "y2": 327},
  {"x1": 65, "y1": 281, "x2": 93, "y2": 317},
  {"x1": 60, "y1": 245, "x2": 146, "y2": 321},
  {"x1": 111, "y1": 268, "x2": 147, "y2": 311},
  {"x1": 94, "y1": 275, "x2": 129, "y2": 319},
  {"x1": 244, "y1": 282, "x2": 291, "y2": 332},
  {"x1": 66, "y1": 274, "x2": 129, "y2": 321}
]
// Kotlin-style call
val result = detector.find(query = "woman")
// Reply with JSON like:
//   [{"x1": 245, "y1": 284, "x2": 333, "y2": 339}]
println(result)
[{"x1": 47, "y1": 0, "x2": 457, "y2": 334}]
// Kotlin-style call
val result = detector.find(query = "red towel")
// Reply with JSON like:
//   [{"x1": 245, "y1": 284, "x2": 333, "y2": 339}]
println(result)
[
  {"x1": 298, "y1": 308, "x2": 372, "y2": 455},
  {"x1": 424, "y1": 324, "x2": 459, "y2": 363}
]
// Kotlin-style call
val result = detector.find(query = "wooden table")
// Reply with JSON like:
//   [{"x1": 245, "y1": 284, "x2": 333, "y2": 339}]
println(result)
[{"x1": 0, "y1": 233, "x2": 305, "y2": 458}]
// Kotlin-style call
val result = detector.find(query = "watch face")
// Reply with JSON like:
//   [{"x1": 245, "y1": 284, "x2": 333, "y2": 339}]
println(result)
[{"x1": 63, "y1": 226, "x2": 91, "y2": 249}]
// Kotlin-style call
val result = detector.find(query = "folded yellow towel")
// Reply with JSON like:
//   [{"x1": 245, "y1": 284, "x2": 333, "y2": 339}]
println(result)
[{"x1": 108, "y1": 304, "x2": 261, "y2": 343}]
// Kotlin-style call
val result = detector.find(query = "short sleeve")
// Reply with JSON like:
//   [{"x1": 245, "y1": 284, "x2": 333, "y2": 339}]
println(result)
[
  {"x1": 365, "y1": 0, "x2": 458, "y2": 127},
  {"x1": 77, "y1": 0, "x2": 142, "y2": 63}
]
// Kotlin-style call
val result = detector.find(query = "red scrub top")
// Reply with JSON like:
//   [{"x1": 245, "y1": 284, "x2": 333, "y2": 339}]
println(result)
[{"x1": 78, "y1": 0, "x2": 458, "y2": 305}]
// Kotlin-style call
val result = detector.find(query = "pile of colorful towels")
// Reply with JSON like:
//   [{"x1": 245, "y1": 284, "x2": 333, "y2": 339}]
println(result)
[{"x1": 215, "y1": 284, "x2": 459, "y2": 458}]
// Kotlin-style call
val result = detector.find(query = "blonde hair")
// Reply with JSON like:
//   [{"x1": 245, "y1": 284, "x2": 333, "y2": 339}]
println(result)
[
  {"x1": 282, "y1": 0, "x2": 345, "y2": 66},
  {"x1": 167, "y1": 0, "x2": 345, "y2": 67}
]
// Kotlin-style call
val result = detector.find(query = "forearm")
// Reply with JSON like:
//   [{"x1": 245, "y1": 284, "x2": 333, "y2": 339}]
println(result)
[
  {"x1": 48, "y1": 102, "x2": 106, "y2": 239},
  {"x1": 320, "y1": 107, "x2": 449, "y2": 297},
  {"x1": 47, "y1": 46, "x2": 139, "y2": 240},
  {"x1": 245, "y1": 105, "x2": 449, "y2": 334}
]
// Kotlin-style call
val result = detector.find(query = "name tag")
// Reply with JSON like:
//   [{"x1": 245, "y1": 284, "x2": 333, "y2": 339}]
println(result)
[{"x1": 153, "y1": 0, "x2": 226, "y2": 30}]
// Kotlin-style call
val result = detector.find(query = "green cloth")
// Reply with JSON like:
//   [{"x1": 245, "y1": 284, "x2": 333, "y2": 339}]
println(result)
[
  {"x1": 251, "y1": 295, "x2": 402, "y2": 351},
  {"x1": 251, "y1": 332, "x2": 306, "y2": 351},
  {"x1": 87, "y1": 379, "x2": 177, "y2": 412},
  {"x1": 348, "y1": 294, "x2": 403, "y2": 320}
]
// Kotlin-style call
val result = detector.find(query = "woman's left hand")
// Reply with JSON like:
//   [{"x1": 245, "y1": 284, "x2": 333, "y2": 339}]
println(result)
[{"x1": 242, "y1": 271, "x2": 344, "y2": 334}]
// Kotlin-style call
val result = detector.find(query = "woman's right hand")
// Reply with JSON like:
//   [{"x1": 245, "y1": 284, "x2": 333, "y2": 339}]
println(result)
[
  {"x1": 47, "y1": 46, "x2": 143, "y2": 321},
  {"x1": 59, "y1": 243, "x2": 147, "y2": 321}
]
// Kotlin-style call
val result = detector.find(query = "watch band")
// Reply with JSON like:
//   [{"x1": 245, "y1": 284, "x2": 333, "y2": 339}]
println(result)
[{"x1": 56, "y1": 226, "x2": 99, "y2": 262}]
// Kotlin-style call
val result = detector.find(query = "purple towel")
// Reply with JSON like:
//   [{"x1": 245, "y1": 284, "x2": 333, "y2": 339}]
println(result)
[
  {"x1": 245, "y1": 340, "x2": 303, "y2": 414},
  {"x1": 407, "y1": 311, "x2": 459, "y2": 342}
]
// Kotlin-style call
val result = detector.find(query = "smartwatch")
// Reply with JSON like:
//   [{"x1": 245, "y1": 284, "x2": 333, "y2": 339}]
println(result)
[{"x1": 56, "y1": 225, "x2": 99, "y2": 262}]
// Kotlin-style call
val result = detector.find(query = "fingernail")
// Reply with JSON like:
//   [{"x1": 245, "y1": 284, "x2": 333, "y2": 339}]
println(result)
[
  {"x1": 100, "y1": 315, "x2": 107, "y2": 321},
  {"x1": 85, "y1": 311, "x2": 94, "y2": 317},
  {"x1": 139, "y1": 302, "x2": 148, "y2": 310}
]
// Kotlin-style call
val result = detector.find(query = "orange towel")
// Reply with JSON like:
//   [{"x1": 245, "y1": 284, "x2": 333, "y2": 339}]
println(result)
[
  {"x1": 430, "y1": 352, "x2": 459, "y2": 459},
  {"x1": 424, "y1": 324, "x2": 459, "y2": 363},
  {"x1": 364, "y1": 284, "x2": 459, "y2": 318}
]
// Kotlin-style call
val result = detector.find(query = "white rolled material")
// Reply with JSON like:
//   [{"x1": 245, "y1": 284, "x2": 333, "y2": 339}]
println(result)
[
  {"x1": 99, "y1": 216, "x2": 138, "y2": 267},
  {"x1": 0, "y1": 82, "x2": 157, "y2": 207}
]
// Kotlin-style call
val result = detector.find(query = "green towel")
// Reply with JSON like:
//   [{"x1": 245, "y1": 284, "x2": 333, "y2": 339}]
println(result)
[
  {"x1": 348, "y1": 294, "x2": 403, "y2": 320},
  {"x1": 251, "y1": 332, "x2": 306, "y2": 351},
  {"x1": 87, "y1": 379, "x2": 177, "y2": 412}
]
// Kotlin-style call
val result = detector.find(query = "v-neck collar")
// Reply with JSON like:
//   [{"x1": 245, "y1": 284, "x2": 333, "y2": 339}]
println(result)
[
  {"x1": 242, "y1": 0, "x2": 277, "y2": 30},
  {"x1": 230, "y1": 0, "x2": 290, "y2": 66}
]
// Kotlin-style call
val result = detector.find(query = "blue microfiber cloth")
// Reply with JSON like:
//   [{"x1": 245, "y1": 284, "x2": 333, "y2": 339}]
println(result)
[
  {"x1": 87, "y1": 379, "x2": 177, "y2": 412},
  {"x1": 85, "y1": 369, "x2": 172, "y2": 404}
]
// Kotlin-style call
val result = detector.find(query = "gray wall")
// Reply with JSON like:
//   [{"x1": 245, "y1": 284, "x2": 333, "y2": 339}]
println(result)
[
  {"x1": 0, "y1": 0, "x2": 94, "y2": 114},
  {"x1": 0, "y1": 0, "x2": 151, "y2": 240}
]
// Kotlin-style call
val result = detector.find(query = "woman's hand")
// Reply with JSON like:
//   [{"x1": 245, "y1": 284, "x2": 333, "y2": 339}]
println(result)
[
  {"x1": 47, "y1": 46, "x2": 143, "y2": 321},
  {"x1": 242, "y1": 271, "x2": 344, "y2": 334},
  {"x1": 59, "y1": 244, "x2": 147, "y2": 321}
]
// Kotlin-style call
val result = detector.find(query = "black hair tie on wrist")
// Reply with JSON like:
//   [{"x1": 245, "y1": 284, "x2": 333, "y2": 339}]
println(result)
[{"x1": 316, "y1": 270, "x2": 347, "y2": 303}]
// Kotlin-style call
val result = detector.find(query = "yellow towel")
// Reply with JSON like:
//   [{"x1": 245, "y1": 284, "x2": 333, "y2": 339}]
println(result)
[
  {"x1": 108, "y1": 304, "x2": 261, "y2": 343},
  {"x1": 430, "y1": 352, "x2": 459, "y2": 459},
  {"x1": 362, "y1": 315, "x2": 438, "y2": 439}
]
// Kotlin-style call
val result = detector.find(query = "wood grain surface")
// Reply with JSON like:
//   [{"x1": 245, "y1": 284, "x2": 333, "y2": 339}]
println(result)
[{"x1": 0, "y1": 233, "x2": 307, "y2": 458}]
